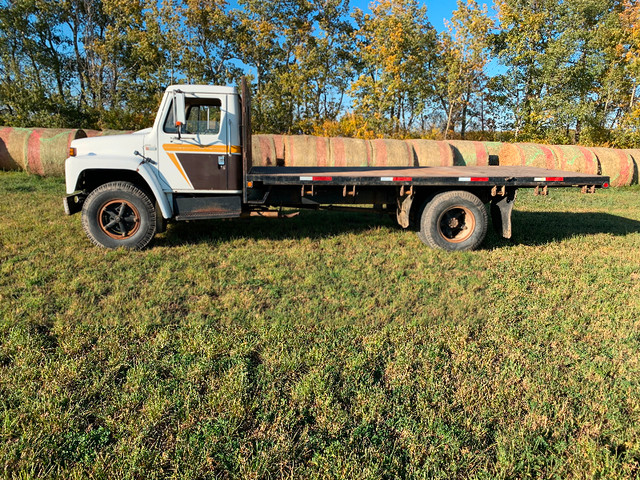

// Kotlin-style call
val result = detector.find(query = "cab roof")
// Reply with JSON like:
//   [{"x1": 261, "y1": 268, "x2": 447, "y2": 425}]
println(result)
[{"x1": 165, "y1": 84, "x2": 238, "y2": 95}]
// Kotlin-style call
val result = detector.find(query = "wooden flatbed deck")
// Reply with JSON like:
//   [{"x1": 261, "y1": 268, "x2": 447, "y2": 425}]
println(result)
[{"x1": 247, "y1": 166, "x2": 609, "y2": 188}]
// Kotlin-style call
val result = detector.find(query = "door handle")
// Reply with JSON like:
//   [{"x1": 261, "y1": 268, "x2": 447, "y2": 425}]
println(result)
[{"x1": 217, "y1": 156, "x2": 226, "y2": 168}]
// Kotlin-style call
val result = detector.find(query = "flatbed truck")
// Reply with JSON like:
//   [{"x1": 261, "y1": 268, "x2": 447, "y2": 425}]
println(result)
[{"x1": 63, "y1": 80, "x2": 609, "y2": 251}]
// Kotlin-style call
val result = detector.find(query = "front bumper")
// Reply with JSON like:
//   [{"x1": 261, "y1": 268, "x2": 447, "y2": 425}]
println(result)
[{"x1": 63, "y1": 193, "x2": 86, "y2": 215}]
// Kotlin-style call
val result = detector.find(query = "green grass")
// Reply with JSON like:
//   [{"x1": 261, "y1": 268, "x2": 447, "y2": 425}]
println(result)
[{"x1": 1, "y1": 170, "x2": 640, "y2": 479}]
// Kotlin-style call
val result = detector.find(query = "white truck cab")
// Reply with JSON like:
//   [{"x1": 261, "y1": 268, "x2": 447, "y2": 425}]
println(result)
[{"x1": 64, "y1": 84, "x2": 246, "y2": 249}]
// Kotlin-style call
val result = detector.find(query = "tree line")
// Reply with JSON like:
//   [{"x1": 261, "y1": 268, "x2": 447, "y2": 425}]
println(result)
[{"x1": 1, "y1": 0, "x2": 639, "y2": 146}]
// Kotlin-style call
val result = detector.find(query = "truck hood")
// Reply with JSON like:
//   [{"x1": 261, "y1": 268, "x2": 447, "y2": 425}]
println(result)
[{"x1": 71, "y1": 130, "x2": 147, "y2": 158}]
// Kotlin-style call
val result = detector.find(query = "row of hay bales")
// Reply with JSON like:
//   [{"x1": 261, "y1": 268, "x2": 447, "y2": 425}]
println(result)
[
  {"x1": 498, "y1": 143, "x2": 639, "y2": 187},
  {"x1": 0, "y1": 127, "x2": 131, "y2": 176},
  {"x1": 253, "y1": 135, "x2": 640, "y2": 187},
  {"x1": 1, "y1": 127, "x2": 638, "y2": 187},
  {"x1": 252, "y1": 135, "x2": 498, "y2": 169}
]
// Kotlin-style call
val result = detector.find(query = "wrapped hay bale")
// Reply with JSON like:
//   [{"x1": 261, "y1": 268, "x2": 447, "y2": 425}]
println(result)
[
  {"x1": 369, "y1": 139, "x2": 413, "y2": 167},
  {"x1": 497, "y1": 143, "x2": 521, "y2": 166},
  {"x1": 0, "y1": 127, "x2": 31, "y2": 171},
  {"x1": 484, "y1": 141, "x2": 503, "y2": 157},
  {"x1": 483, "y1": 141, "x2": 503, "y2": 166},
  {"x1": 29, "y1": 129, "x2": 88, "y2": 176},
  {"x1": 283, "y1": 135, "x2": 331, "y2": 167},
  {"x1": 0, "y1": 127, "x2": 86, "y2": 176},
  {"x1": 623, "y1": 149, "x2": 640, "y2": 185},
  {"x1": 549, "y1": 145, "x2": 599, "y2": 175},
  {"x1": 406, "y1": 139, "x2": 454, "y2": 167},
  {"x1": 273, "y1": 134, "x2": 285, "y2": 162},
  {"x1": 590, "y1": 147, "x2": 634, "y2": 187},
  {"x1": 251, "y1": 134, "x2": 278, "y2": 167},
  {"x1": 329, "y1": 137, "x2": 371, "y2": 167},
  {"x1": 498, "y1": 143, "x2": 558, "y2": 169},
  {"x1": 446, "y1": 140, "x2": 489, "y2": 166}
]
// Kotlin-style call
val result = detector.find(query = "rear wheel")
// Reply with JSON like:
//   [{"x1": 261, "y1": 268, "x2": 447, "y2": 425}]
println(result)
[
  {"x1": 81, "y1": 181, "x2": 157, "y2": 249},
  {"x1": 418, "y1": 190, "x2": 487, "y2": 251}
]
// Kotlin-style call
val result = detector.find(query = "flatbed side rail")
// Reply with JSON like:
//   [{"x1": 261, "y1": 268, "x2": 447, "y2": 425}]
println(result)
[{"x1": 246, "y1": 168, "x2": 610, "y2": 189}]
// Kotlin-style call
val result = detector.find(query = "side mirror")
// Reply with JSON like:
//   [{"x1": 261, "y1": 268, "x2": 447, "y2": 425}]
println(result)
[{"x1": 173, "y1": 90, "x2": 186, "y2": 137}]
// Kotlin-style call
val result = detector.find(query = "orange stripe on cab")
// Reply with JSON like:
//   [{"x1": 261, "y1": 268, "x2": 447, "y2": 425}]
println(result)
[
  {"x1": 167, "y1": 152, "x2": 192, "y2": 187},
  {"x1": 162, "y1": 144, "x2": 242, "y2": 154}
]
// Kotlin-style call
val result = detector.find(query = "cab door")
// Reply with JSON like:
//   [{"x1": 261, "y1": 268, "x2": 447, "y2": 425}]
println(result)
[{"x1": 158, "y1": 94, "x2": 236, "y2": 192}]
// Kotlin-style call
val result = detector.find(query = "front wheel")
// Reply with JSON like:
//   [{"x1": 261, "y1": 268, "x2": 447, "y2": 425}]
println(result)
[
  {"x1": 418, "y1": 190, "x2": 487, "y2": 251},
  {"x1": 81, "y1": 181, "x2": 157, "y2": 249}
]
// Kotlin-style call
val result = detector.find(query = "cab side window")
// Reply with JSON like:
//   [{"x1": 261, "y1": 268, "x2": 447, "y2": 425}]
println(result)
[{"x1": 185, "y1": 99, "x2": 222, "y2": 135}]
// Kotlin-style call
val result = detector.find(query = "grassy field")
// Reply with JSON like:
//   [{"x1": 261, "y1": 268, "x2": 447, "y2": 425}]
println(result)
[{"x1": 1, "y1": 171, "x2": 640, "y2": 479}]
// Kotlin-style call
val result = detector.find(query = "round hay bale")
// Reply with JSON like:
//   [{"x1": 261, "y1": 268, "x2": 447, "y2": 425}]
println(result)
[
  {"x1": 0, "y1": 127, "x2": 32, "y2": 171},
  {"x1": 251, "y1": 134, "x2": 277, "y2": 167},
  {"x1": 498, "y1": 143, "x2": 558, "y2": 169},
  {"x1": 549, "y1": 145, "x2": 599, "y2": 175},
  {"x1": 590, "y1": 147, "x2": 634, "y2": 187},
  {"x1": 484, "y1": 142, "x2": 503, "y2": 157},
  {"x1": 622, "y1": 149, "x2": 640, "y2": 185},
  {"x1": 329, "y1": 137, "x2": 370, "y2": 167},
  {"x1": 27, "y1": 128, "x2": 87, "y2": 176},
  {"x1": 446, "y1": 140, "x2": 489, "y2": 166},
  {"x1": 497, "y1": 143, "x2": 522, "y2": 166},
  {"x1": 369, "y1": 139, "x2": 413, "y2": 167},
  {"x1": 273, "y1": 134, "x2": 285, "y2": 163},
  {"x1": 283, "y1": 135, "x2": 331, "y2": 167},
  {"x1": 483, "y1": 141, "x2": 502, "y2": 166},
  {"x1": 406, "y1": 139, "x2": 454, "y2": 166},
  {"x1": 0, "y1": 132, "x2": 7, "y2": 170}
]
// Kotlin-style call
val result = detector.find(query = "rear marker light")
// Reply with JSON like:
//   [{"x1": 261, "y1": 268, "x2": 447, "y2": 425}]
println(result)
[
  {"x1": 535, "y1": 177, "x2": 564, "y2": 182},
  {"x1": 458, "y1": 177, "x2": 488, "y2": 182},
  {"x1": 300, "y1": 176, "x2": 332, "y2": 181},
  {"x1": 381, "y1": 176, "x2": 413, "y2": 182},
  {"x1": 603, "y1": 182, "x2": 609, "y2": 188}
]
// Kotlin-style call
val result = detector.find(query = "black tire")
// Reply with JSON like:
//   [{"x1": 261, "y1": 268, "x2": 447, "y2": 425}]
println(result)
[
  {"x1": 81, "y1": 181, "x2": 157, "y2": 249},
  {"x1": 417, "y1": 190, "x2": 487, "y2": 251}
]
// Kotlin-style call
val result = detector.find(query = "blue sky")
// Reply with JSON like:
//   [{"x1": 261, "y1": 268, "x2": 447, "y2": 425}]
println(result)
[{"x1": 350, "y1": 0, "x2": 464, "y2": 32}]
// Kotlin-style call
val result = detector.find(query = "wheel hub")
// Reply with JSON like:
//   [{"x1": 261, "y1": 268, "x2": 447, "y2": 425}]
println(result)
[
  {"x1": 98, "y1": 200, "x2": 141, "y2": 239},
  {"x1": 438, "y1": 206, "x2": 475, "y2": 243}
]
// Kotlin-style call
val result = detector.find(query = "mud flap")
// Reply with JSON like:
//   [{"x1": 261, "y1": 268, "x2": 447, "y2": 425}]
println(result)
[
  {"x1": 396, "y1": 194, "x2": 414, "y2": 229},
  {"x1": 490, "y1": 188, "x2": 517, "y2": 239}
]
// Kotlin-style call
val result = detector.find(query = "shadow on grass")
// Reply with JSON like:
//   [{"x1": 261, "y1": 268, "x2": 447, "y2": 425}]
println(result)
[
  {"x1": 155, "y1": 209, "x2": 640, "y2": 248},
  {"x1": 155, "y1": 209, "x2": 397, "y2": 247},
  {"x1": 487, "y1": 211, "x2": 640, "y2": 248}
]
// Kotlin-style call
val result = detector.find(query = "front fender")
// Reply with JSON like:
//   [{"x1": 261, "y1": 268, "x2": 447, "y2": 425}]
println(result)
[{"x1": 65, "y1": 155, "x2": 173, "y2": 219}]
